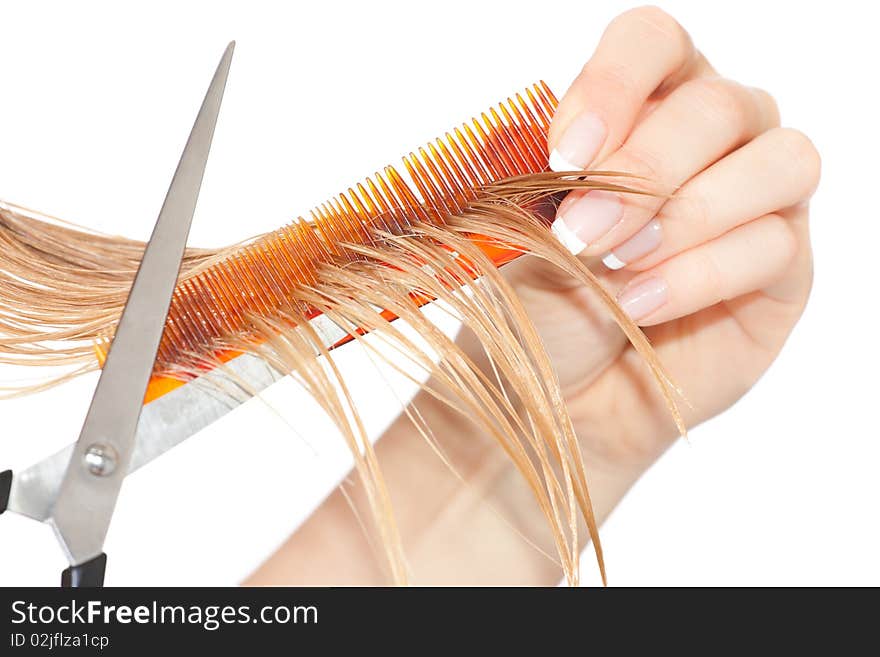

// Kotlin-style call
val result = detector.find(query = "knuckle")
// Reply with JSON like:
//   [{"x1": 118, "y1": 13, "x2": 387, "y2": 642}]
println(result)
[
  {"x1": 667, "y1": 192, "x2": 715, "y2": 238},
  {"x1": 750, "y1": 86, "x2": 781, "y2": 127},
  {"x1": 683, "y1": 77, "x2": 753, "y2": 134},
  {"x1": 625, "y1": 6, "x2": 692, "y2": 52},
  {"x1": 579, "y1": 61, "x2": 641, "y2": 110},
  {"x1": 774, "y1": 128, "x2": 822, "y2": 194},
  {"x1": 608, "y1": 7, "x2": 693, "y2": 67}
]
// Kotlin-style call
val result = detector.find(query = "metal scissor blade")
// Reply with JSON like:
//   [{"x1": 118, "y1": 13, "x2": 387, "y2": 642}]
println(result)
[{"x1": 48, "y1": 43, "x2": 235, "y2": 567}]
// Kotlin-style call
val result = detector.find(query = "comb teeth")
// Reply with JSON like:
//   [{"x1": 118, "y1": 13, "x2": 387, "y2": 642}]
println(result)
[{"x1": 153, "y1": 82, "x2": 558, "y2": 371}]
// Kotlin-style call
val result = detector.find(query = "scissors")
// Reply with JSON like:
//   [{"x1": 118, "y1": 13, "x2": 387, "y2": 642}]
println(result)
[{"x1": 0, "y1": 43, "x2": 245, "y2": 587}]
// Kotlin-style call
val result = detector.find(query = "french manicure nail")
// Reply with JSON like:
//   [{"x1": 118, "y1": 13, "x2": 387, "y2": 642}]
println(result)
[
  {"x1": 618, "y1": 276, "x2": 669, "y2": 321},
  {"x1": 549, "y1": 111, "x2": 607, "y2": 172},
  {"x1": 602, "y1": 220, "x2": 663, "y2": 270},
  {"x1": 551, "y1": 190, "x2": 623, "y2": 255}
]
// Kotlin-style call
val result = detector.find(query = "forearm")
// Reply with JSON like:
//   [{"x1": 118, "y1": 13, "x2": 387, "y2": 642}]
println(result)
[
  {"x1": 244, "y1": 386, "x2": 558, "y2": 584},
  {"x1": 244, "y1": 381, "x2": 636, "y2": 585}
]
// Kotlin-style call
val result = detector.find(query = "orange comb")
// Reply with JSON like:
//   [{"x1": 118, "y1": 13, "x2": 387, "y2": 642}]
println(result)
[{"x1": 124, "y1": 82, "x2": 559, "y2": 403}]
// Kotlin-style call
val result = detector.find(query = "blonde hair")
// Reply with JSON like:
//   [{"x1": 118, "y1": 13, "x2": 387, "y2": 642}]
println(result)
[{"x1": 0, "y1": 84, "x2": 684, "y2": 585}]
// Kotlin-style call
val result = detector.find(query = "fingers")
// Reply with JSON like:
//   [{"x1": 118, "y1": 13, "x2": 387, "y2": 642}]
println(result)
[
  {"x1": 550, "y1": 77, "x2": 780, "y2": 257},
  {"x1": 548, "y1": 6, "x2": 708, "y2": 171},
  {"x1": 614, "y1": 213, "x2": 799, "y2": 326},
  {"x1": 604, "y1": 128, "x2": 821, "y2": 271}
]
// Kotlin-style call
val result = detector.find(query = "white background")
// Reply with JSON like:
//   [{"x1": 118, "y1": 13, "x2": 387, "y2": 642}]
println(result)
[{"x1": 0, "y1": 0, "x2": 877, "y2": 586}]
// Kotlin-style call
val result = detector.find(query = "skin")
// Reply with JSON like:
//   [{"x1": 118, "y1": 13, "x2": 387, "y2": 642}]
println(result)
[{"x1": 246, "y1": 6, "x2": 819, "y2": 585}]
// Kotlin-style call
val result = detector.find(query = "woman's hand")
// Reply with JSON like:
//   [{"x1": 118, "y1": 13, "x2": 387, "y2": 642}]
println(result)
[
  {"x1": 248, "y1": 6, "x2": 819, "y2": 585},
  {"x1": 505, "y1": 6, "x2": 819, "y2": 493}
]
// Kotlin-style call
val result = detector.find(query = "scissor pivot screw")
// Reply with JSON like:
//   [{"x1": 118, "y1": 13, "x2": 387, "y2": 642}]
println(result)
[{"x1": 84, "y1": 444, "x2": 118, "y2": 477}]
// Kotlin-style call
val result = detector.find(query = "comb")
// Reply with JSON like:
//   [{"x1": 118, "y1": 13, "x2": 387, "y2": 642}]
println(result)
[{"x1": 111, "y1": 82, "x2": 559, "y2": 402}]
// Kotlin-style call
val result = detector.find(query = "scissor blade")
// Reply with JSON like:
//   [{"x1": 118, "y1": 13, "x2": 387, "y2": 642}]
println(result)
[{"x1": 49, "y1": 43, "x2": 235, "y2": 566}]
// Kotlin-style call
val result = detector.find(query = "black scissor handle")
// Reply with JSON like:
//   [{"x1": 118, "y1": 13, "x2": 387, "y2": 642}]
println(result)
[
  {"x1": 0, "y1": 470, "x2": 11, "y2": 515},
  {"x1": 0, "y1": 469, "x2": 106, "y2": 586},
  {"x1": 1, "y1": 470, "x2": 106, "y2": 586},
  {"x1": 2, "y1": 470, "x2": 106, "y2": 586},
  {"x1": 61, "y1": 553, "x2": 107, "y2": 587}
]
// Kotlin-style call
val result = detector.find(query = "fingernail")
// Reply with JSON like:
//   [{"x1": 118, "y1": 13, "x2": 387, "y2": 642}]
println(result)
[
  {"x1": 602, "y1": 220, "x2": 663, "y2": 270},
  {"x1": 551, "y1": 190, "x2": 623, "y2": 255},
  {"x1": 549, "y1": 111, "x2": 607, "y2": 172},
  {"x1": 618, "y1": 277, "x2": 669, "y2": 321}
]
